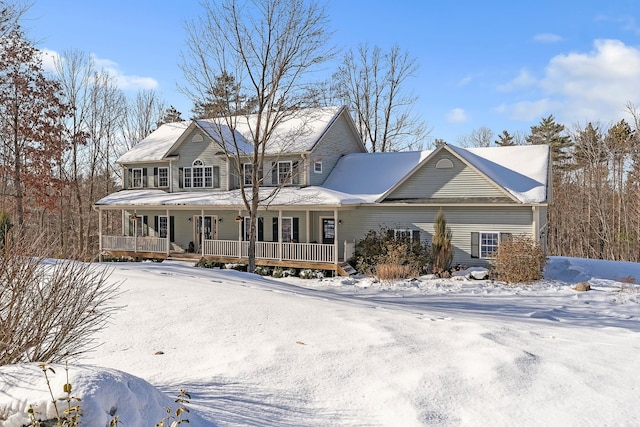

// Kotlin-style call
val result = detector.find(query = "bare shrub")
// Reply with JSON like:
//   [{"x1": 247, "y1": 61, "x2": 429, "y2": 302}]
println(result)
[
  {"x1": 492, "y1": 234, "x2": 546, "y2": 283},
  {"x1": 352, "y1": 226, "x2": 430, "y2": 278},
  {"x1": 0, "y1": 236, "x2": 121, "y2": 365}
]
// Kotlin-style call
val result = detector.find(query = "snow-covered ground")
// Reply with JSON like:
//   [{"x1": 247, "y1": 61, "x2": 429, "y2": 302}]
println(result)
[{"x1": 1, "y1": 256, "x2": 639, "y2": 426}]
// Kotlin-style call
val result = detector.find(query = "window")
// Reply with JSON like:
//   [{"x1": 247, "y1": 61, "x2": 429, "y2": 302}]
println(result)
[
  {"x1": 158, "y1": 167, "x2": 168, "y2": 188},
  {"x1": 243, "y1": 217, "x2": 264, "y2": 241},
  {"x1": 132, "y1": 168, "x2": 143, "y2": 188},
  {"x1": 158, "y1": 215, "x2": 168, "y2": 238},
  {"x1": 243, "y1": 163, "x2": 253, "y2": 185},
  {"x1": 314, "y1": 161, "x2": 323, "y2": 174},
  {"x1": 278, "y1": 161, "x2": 292, "y2": 184},
  {"x1": 182, "y1": 160, "x2": 220, "y2": 188},
  {"x1": 480, "y1": 232, "x2": 499, "y2": 258},
  {"x1": 394, "y1": 229, "x2": 420, "y2": 242}
]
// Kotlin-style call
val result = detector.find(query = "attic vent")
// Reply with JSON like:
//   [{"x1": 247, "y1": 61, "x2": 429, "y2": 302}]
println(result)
[
  {"x1": 192, "y1": 134, "x2": 204, "y2": 143},
  {"x1": 436, "y1": 158, "x2": 454, "y2": 169}
]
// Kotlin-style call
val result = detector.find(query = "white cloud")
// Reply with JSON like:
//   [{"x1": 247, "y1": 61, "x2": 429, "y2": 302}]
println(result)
[
  {"x1": 533, "y1": 33, "x2": 563, "y2": 43},
  {"x1": 496, "y1": 39, "x2": 640, "y2": 124},
  {"x1": 39, "y1": 48, "x2": 60, "y2": 73},
  {"x1": 91, "y1": 54, "x2": 158, "y2": 90},
  {"x1": 497, "y1": 68, "x2": 537, "y2": 92},
  {"x1": 447, "y1": 108, "x2": 468, "y2": 123},
  {"x1": 38, "y1": 49, "x2": 158, "y2": 91},
  {"x1": 457, "y1": 75, "x2": 472, "y2": 86}
]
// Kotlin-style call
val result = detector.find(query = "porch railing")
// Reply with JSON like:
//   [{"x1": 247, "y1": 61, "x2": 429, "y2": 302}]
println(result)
[
  {"x1": 101, "y1": 235, "x2": 337, "y2": 263},
  {"x1": 102, "y1": 236, "x2": 167, "y2": 253}
]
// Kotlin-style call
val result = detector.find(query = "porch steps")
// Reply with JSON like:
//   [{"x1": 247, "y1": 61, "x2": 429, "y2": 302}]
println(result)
[{"x1": 337, "y1": 262, "x2": 357, "y2": 277}]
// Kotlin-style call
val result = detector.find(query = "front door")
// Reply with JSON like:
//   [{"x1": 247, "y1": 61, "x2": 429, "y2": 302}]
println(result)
[
  {"x1": 194, "y1": 215, "x2": 217, "y2": 251},
  {"x1": 322, "y1": 218, "x2": 335, "y2": 245}
]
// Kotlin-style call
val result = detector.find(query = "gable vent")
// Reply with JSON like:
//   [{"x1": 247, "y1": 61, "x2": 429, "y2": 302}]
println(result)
[
  {"x1": 192, "y1": 134, "x2": 204, "y2": 143},
  {"x1": 436, "y1": 158, "x2": 454, "y2": 169}
]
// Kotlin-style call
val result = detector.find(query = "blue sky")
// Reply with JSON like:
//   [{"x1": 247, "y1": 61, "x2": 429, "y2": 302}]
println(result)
[{"x1": 24, "y1": 0, "x2": 640, "y2": 145}]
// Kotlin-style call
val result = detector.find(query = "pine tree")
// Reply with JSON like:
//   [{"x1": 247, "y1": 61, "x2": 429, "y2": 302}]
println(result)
[
  {"x1": 191, "y1": 72, "x2": 255, "y2": 119},
  {"x1": 526, "y1": 115, "x2": 572, "y2": 169},
  {"x1": 431, "y1": 210, "x2": 453, "y2": 275},
  {"x1": 157, "y1": 105, "x2": 184, "y2": 126},
  {"x1": 495, "y1": 130, "x2": 515, "y2": 146}
]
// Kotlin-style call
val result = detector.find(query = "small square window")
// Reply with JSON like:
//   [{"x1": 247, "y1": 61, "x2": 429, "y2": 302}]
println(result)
[
  {"x1": 480, "y1": 232, "x2": 499, "y2": 258},
  {"x1": 314, "y1": 161, "x2": 322, "y2": 174}
]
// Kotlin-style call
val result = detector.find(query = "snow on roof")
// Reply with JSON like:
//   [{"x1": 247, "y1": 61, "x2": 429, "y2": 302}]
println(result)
[
  {"x1": 117, "y1": 106, "x2": 345, "y2": 163},
  {"x1": 105, "y1": 144, "x2": 549, "y2": 209},
  {"x1": 116, "y1": 121, "x2": 191, "y2": 163},
  {"x1": 95, "y1": 186, "x2": 369, "y2": 208},
  {"x1": 448, "y1": 144, "x2": 549, "y2": 203},
  {"x1": 322, "y1": 151, "x2": 432, "y2": 202}
]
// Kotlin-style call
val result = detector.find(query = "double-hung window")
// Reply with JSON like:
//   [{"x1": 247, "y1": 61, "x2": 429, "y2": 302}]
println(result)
[
  {"x1": 243, "y1": 163, "x2": 253, "y2": 186},
  {"x1": 132, "y1": 168, "x2": 143, "y2": 188},
  {"x1": 158, "y1": 167, "x2": 168, "y2": 188},
  {"x1": 480, "y1": 232, "x2": 499, "y2": 258},
  {"x1": 278, "y1": 161, "x2": 292, "y2": 185}
]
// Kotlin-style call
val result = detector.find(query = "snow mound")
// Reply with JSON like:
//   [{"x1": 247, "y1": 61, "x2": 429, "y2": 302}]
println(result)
[{"x1": 0, "y1": 363, "x2": 211, "y2": 427}]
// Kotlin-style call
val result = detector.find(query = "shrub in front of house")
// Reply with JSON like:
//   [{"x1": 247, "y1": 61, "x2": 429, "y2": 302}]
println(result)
[
  {"x1": 254, "y1": 266, "x2": 272, "y2": 276},
  {"x1": 492, "y1": 234, "x2": 546, "y2": 283},
  {"x1": 299, "y1": 269, "x2": 324, "y2": 279},
  {"x1": 351, "y1": 226, "x2": 431, "y2": 279}
]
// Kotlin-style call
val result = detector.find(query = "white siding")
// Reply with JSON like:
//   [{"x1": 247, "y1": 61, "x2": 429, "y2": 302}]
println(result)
[
  {"x1": 387, "y1": 151, "x2": 509, "y2": 200},
  {"x1": 335, "y1": 205, "x2": 533, "y2": 266},
  {"x1": 172, "y1": 129, "x2": 227, "y2": 191},
  {"x1": 308, "y1": 112, "x2": 366, "y2": 186}
]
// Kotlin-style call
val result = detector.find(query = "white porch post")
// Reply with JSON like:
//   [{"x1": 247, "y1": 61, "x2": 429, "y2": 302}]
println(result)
[
  {"x1": 306, "y1": 210, "x2": 310, "y2": 243},
  {"x1": 98, "y1": 209, "x2": 103, "y2": 261},
  {"x1": 133, "y1": 210, "x2": 137, "y2": 253},
  {"x1": 334, "y1": 208, "x2": 339, "y2": 265},
  {"x1": 166, "y1": 209, "x2": 170, "y2": 255},
  {"x1": 237, "y1": 209, "x2": 242, "y2": 258},
  {"x1": 278, "y1": 210, "x2": 283, "y2": 261},
  {"x1": 201, "y1": 208, "x2": 205, "y2": 257}
]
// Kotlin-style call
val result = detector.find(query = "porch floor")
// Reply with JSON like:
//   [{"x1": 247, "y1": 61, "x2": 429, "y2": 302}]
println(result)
[{"x1": 100, "y1": 250, "x2": 355, "y2": 277}]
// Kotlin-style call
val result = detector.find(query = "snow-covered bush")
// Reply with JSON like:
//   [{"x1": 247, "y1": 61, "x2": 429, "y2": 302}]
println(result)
[
  {"x1": 254, "y1": 266, "x2": 272, "y2": 276},
  {"x1": 299, "y1": 269, "x2": 324, "y2": 279},
  {"x1": 492, "y1": 234, "x2": 546, "y2": 283}
]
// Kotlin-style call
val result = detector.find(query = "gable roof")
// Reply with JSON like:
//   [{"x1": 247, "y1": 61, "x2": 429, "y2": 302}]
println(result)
[
  {"x1": 322, "y1": 151, "x2": 432, "y2": 203},
  {"x1": 325, "y1": 144, "x2": 550, "y2": 204},
  {"x1": 116, "y1": 106, "x2": 350, "y2": 164}
]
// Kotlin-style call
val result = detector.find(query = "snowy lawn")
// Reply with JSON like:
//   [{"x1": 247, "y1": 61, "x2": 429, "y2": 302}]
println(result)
[{"x1": 1, "y1": 256, "x2": 639, "y2": 426}]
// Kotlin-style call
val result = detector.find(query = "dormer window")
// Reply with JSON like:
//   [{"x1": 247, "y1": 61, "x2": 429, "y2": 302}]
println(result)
[
  {"x1": 436, "y1": 158, "x2": 454, "y2": 169},
  {"x1": 192, "y1": 134, "x2": 204, "y2": 143}
]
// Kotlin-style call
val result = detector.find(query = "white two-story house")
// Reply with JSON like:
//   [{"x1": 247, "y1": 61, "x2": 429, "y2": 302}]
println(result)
[{"x1": 94, "y1": 105, "x2": 551, "y2": 275}]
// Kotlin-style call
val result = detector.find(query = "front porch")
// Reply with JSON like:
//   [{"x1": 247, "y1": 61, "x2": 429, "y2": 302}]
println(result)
[
  {"x1": 100, "y1": 237, "x2": 355, "y2": 276},
  {"x1": 96, "y1": 205, "x2": 356, "y2": 276}
]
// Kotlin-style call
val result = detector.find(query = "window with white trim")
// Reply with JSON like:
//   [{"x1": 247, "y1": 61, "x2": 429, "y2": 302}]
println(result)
[
  {"x1": 132, "y1": 168, "x2": 143, "y2": 188},
  {"x1": 394, "y1": 228, "x2": 420, "y2": 242},
  {"x1": 278, "y1": 161, "x2": 292, "y2": 184},
  {"x1": 480, "y1": 232, "x2": 499, "y2": 258},
  {"x1": 314, "y1": 161, "x2": 322, "y2": 174},
  {"x1": 183, "y1": 160, "x2": 220, "y2": 188},
  {"x1": 158, "y1": 167, "x2": 168, "y2": 188},
  {"x1": 243, "y1": 163, "x2": 253, "y2": 185},
  {"x1": 281, "y1": 217, "x2": 293, "y2": 242}
]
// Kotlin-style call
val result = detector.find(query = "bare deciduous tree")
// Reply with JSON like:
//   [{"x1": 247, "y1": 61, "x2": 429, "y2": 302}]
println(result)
[
  {"x1": 332, "y1": 43, "x2": 429, "y2": 152},
  {"x1": 122, "y1": 89, "x2": 165, "y2": 151},
  {"x1": 458, "y1": 126, "x2": 494, "y2": 148},
  {"x1": 180, "y1": 0, "x2": 334, "y2": 272}
]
